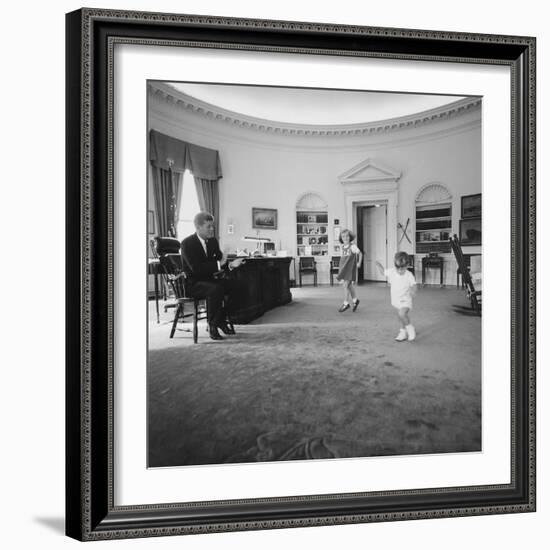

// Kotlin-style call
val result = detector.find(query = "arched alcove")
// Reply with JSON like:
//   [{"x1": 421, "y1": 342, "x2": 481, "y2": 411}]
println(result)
[
  {"x1": 296, "y1": 192, "x2": 328, "y2": 211},
  {"x1": 296, "y1": 192, "x2": 329, "y2": 257},
  {"x1": 415, "y1": 183, "x2": 452, "y2": 253}
]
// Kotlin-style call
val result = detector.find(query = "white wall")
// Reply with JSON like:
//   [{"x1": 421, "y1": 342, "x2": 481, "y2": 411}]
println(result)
[
  {"x1": 2, "y1": 2, "x2": 546, "y2": 550},
  {"x1": 150, "y1": 92, "x2": 481, "y2": 284}
]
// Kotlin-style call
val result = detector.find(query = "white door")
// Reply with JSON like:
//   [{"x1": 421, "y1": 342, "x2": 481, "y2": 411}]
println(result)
[{"x1": 363, "y1": 205, "x2": 387, "y2": 281}]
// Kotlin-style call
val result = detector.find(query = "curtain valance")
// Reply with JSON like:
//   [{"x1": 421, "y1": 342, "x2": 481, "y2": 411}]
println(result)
[{"x1": 149, "y1": 130, "x2": 223, "y2": 180}]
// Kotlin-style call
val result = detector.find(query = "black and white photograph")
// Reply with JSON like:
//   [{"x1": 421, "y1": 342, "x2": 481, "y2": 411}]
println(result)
[
  {"x1": 56, "y1": 1, "x2": 538, "y2": 544},
  {"x1": 147, "y1": 81, "x2": 483, "y2": 468}
]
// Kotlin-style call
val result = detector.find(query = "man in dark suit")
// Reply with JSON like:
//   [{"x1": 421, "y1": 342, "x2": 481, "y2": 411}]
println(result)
[{"x1": 180, "y1": 212, "x2": 245, "y2": 340}]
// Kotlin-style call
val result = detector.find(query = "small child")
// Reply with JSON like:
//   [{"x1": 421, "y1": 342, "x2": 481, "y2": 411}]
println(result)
[
  {"x1": 336, "y1": 229, "x2": 363, "y2": 312},
  {"x1": 376, "y1": 252, "x2": 417, "y2": 341}
]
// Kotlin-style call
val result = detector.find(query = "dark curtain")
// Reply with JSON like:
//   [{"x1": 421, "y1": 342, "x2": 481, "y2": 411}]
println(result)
[
  {"x1": 149, "y1": 130, "x2": 222, "y2": 236},
  {"x1": 151, "y1": 167, "x2": 181, "y2": 237},
  {"x1": 149, "y1": 130, "x2": 222, "y2": 179}
]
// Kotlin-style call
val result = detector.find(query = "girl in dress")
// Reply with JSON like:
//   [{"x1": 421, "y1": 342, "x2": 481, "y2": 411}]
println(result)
[{"x1": 336, "y1": 229, "x2": 363, "y2": 312}]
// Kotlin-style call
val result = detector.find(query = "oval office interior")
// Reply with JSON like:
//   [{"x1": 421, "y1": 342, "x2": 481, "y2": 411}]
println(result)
[{"x1": 146, "y1": 81, "x2": 483, "y2": 468}]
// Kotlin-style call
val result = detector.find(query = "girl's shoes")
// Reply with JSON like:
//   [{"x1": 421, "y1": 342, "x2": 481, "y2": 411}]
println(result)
[
  {"x1": 406, "y1": 324, "x2": 416, "y2": 341},
  {"x1": 338, "y1": 303, "x2": 350, "y2": 312},
  {"x1": 352, "y1": 299, "x2": 360, "y2": 312},
  {"x1": 395, "y1": 329, "x2": 408, "y2": 341}
]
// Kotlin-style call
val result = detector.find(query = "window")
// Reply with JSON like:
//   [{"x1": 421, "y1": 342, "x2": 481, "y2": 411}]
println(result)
[
  {"x1": 176, "y1": 170, "x2": 201, "y2": 240},
  {"x1": 415, "y1": 184, "x2": 452, "y2": 253}
]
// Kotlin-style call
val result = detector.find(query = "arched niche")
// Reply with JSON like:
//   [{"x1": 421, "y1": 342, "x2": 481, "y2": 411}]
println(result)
[
  {"x1": 296, "y1": 192, "x2": 329, "y2": 257},
  {"x1": 415, "y1": 183, "x2": 453, "y2": 254}
]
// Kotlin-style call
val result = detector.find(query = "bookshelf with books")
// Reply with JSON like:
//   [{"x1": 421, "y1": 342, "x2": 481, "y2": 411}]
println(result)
[
  {"x1": 415, "y1": 204, "x2": 452, "y2": 253},
  {"x1": 296, "y1": 211, "x2": 329, "y2": 256}
]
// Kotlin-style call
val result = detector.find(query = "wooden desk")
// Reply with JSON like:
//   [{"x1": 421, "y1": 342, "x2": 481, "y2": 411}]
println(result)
[
  {"x1": 422, "y1": 255, "x2": 444, "y2": 286},
  {"x1": 227, "y1": 257, "x2": 293, "y2": 324}
]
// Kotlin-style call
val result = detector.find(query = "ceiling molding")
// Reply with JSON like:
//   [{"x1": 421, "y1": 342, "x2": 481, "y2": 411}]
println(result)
[{"x1": 148, "y1": 82, "x2": 481, "y2": 138}]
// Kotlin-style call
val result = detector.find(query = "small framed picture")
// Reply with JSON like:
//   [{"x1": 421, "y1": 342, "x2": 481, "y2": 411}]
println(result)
[
  {"x1": 461, "y1": 193, "x2": 482, "y2": 218},
  {"x1": 459, "y1": 217, "x2": 482, "y2": 245},
  {"x1": 252, "y1": 207, "x2": 277, "y2": 229},
  {"x1": 147, "y1": 210, "x2": 155, "y2": 234}
]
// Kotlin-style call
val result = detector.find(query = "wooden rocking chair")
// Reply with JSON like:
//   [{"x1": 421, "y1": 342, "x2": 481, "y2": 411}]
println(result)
[{"x1": 449, "y1": 234, "x2": 482, "y2": 315}]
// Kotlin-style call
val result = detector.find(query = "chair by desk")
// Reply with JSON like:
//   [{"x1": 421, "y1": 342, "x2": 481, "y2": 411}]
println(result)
[
  {"x1": 298, "y1": 256, "x2": 317, "y2": 287},
  {"x1": 421, "y1": 253, "x2": 444, "y2": 286},
  {"x1": 150, "y1": 236, "x2": 181, "y2": 301},
  {"x1": 150, "y1": 236, "x2": 190, "y2": 326},
  {"x1": 329, "y1": 256, "x2": 341, "y2": 286}
]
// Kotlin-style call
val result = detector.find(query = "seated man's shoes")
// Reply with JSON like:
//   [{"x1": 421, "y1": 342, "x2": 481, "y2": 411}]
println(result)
[
  {"x1": 217, "y1": 321, "x2": 236, "y2": 335},
  {"x1": 208, "y1": 325, "x2": 224, "y2": 340}
]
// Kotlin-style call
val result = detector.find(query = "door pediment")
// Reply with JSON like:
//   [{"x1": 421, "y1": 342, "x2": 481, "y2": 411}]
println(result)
[
  {"x1": 338, "y1": 158, "x2": 401, "y2": 185},
  {"x1": 339, "y1": 158, "x2": 400, "y2": 269}
]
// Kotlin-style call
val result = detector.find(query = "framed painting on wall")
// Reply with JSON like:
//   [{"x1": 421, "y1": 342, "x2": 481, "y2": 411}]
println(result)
[
  {"x1": 66, "y1": 8, "x2": 535, "y2": 541},
  {"x1": 461, "y1": 193, "x2": 482, "y2": 219},
  {"x1": 252, "y1": 207, "x2": 278, "y2": 229},
  {"x1": 460, "y1": 217, "x2": 482, "y2": 246}
]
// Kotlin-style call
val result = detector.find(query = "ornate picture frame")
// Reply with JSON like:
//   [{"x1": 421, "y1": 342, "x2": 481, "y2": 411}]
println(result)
[{"x1": 66, "y1": 8, "x2": 536, "y2": 541}]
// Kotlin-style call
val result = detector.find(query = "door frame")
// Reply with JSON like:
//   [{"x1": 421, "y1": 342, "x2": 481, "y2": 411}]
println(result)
[
  {"x1": 356, "y1": 202, "x2": 388, "y2": 282},
  {"x1": 343, "y1": 191, "x2": 398, "y2": 277}
]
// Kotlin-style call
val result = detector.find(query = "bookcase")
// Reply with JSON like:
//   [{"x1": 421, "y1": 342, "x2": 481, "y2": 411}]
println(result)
[
  {"x1": 296, "y1": 211, "x2": 329, "y2": 256},
  {"x1": 415, "y1": 203, "x2": 452, "y2": 253}
]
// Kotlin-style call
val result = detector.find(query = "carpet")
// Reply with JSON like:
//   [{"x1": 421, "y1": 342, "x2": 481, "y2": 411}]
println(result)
[{"x1": 148, "y1": 287, "x2": 481, "y2": 467}]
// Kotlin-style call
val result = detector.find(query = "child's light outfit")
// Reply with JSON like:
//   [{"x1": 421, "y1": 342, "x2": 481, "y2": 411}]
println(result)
[
  {"x1": 384, "y1": 267, "x2": 417, "y2": 341},
  {"x1": 384, "y1": 268, "x2": 416, "y2": 309},
  {"x1": 337, "y1": 244, "x2": 361, "y2": 283}
]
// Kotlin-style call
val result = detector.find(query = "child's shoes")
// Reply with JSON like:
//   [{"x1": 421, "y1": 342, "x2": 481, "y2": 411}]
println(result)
[
  {"x1": 352, "y1": 299, "x2": 360, "y2": 312},
  {"x1": 338, "y1": 302, "x2": 350, "y2": 312},
  {"x1": 406, "y1": 324, "x2": 416, "y2": 341},
  {"x1": 395, "y1": 329, "x2": 407, "y2": 341}
]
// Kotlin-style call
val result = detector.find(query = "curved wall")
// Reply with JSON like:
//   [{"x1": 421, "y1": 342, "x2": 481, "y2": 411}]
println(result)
[{"x1": 148, "y1": 85, "x2": 481, "y2": 284}]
